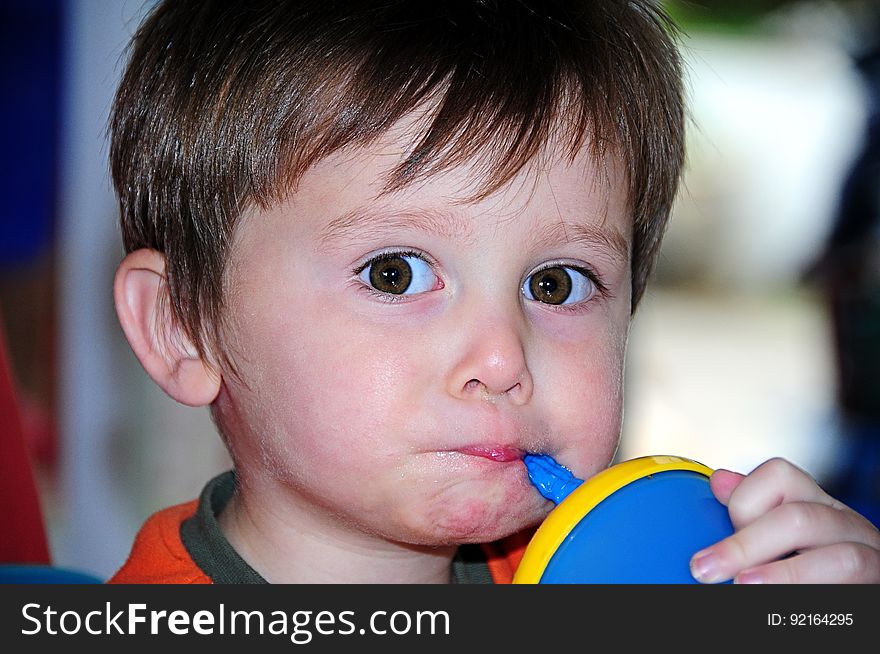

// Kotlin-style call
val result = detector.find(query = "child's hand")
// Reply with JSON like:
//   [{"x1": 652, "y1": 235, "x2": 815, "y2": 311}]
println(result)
[{"x1": 689, "y1": 458, "x2": 880, "y2": 583}]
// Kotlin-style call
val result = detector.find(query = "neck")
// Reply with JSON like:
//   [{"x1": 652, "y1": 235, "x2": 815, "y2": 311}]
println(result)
[{"x1": 217, "y1": 474, "x2": 458, "y2": 584}]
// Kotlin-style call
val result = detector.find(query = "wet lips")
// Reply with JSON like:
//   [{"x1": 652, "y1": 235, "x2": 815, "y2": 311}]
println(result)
[{"x1": 457, "y1": 446, "x2": 526, "y2": 462}]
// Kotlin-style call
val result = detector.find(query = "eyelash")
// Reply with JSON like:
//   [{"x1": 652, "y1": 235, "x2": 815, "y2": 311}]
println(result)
[
  {"x1": 350, "y1": 249, "x2": 611, "y2": 308},
  {"x1": 351, "y1": 249, "x2": 435, "y2": 304},
  {"x1": 528, "y1": 262, "x2": 612, "y2": 312}
]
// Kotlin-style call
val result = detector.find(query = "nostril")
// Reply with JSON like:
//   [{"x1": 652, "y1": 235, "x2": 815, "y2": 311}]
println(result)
[{"x1": 464, "y1": 379, "x2": 482, "y2": 392}]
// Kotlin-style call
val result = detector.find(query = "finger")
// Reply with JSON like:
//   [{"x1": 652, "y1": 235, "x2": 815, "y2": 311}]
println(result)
[
  {"x1": 690, "y1": 501, "x2": 880, "y2": 584},
  {"x1": 709, "y1": 468, "x2": 745, "y2": 505},
  {"x1": 725, "y1": 458, "x2": 846, "y2": 530},
  {"x1": 734, "y1": 542, "x2": 880, "y2": 584}
]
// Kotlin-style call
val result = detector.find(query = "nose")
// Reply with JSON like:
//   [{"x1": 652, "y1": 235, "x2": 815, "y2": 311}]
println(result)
[{"x1": 445, "y1": 310, "x2": 534, "y2": 406}]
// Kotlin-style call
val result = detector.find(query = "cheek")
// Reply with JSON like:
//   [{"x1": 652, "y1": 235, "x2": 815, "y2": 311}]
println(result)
[
  {"x1": 234, "y1": 296, "x2": 428, "y2": 457},
  {"x1": 300, "y1": 325, "x2": 426, "y2": 421},
  {"x1": 539, "y1": 330, "x2": 627, "y2": 474},
  {"x1": 225, "y1": 313, "x2": 428, "y2": 518}
]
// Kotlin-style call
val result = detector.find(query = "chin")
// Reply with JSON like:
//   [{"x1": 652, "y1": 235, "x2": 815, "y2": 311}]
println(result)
[{"x1": 409, "y1": 489, "x2": 552, "y2": 546}]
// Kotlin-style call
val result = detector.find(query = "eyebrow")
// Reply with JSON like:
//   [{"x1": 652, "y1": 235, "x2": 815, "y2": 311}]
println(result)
[
  {"x1": 318, "y1": 204, "x2": 629, "y2": 264},
  {"x1": 319, "y1": 206, "x2": 476, "y2": 250},
  {"x1": 529, "y1": 219, "x2": 630, "y2": 265}
]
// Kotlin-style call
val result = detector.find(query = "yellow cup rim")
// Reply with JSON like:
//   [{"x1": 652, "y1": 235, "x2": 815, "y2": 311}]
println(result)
[{"x1": 512, "y1": 455, "x2": 715, "y2": 584}]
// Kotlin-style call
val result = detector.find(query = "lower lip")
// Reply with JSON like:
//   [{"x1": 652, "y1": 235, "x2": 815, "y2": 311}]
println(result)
[{"x1": 456, "y1": 446, "x2": 526, "y2": 463}]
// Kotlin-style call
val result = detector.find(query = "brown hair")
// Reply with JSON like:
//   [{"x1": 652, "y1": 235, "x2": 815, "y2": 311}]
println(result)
[{"x1": 110, "y1": 0, "x2": 685, "y2": 368}]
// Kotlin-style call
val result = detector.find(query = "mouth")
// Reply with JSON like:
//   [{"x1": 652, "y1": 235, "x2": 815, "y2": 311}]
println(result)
[{"x1": 454, "y1": 445, "x2": 527, "y2": 463}]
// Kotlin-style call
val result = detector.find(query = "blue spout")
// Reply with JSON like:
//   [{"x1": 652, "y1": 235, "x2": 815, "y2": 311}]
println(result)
[{"x1": 523, "y1": 453, "x2": 584, "y2": 504}]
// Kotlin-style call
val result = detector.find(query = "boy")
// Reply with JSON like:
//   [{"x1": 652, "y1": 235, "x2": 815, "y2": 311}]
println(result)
[{"x1": 108, "y1": 0, "x2": 879, "y2": 583}]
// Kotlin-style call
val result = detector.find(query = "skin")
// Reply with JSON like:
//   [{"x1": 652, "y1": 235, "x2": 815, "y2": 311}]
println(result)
[
  {"x1": 694, "y1": 462, "x2": 880, "y2": 583},
  {"x1": 115, "y1": 121, "x2": 880, "y2": 584},
  {"x1": 211, "y1": 132, "x2": 633, "y2": 583}
]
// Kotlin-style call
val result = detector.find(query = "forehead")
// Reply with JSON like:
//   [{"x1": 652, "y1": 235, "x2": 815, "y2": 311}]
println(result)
[{"x1": 289, "y1": 120, "x2": 632, "y2": 253}]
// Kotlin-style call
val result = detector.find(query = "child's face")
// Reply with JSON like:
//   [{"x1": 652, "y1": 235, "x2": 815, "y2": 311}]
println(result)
[{"x1": 217, "y1": 125, "x2": 633, "y2": 547}]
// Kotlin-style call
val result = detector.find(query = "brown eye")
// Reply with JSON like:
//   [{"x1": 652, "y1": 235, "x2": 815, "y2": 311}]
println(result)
[
  {"x1": 523, "y1": 265, "x2": 596, "y2": 306},
  {"x1": 369, "y1": 255, "x2": 413, "y2": 294},
  {"x1": 358, "y1": 252, "x2": 439, "y2": 296},
  {"x1": 528, "y1": 267, "x2": 572, "y2": 304}
]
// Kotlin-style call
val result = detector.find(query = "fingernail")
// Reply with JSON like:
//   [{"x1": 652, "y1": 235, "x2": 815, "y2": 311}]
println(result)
[{"x1": 690, "y1": 550, "x2": 723, "y2": 583}]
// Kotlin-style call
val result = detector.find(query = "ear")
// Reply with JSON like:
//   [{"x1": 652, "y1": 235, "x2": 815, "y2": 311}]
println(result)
[{"x1": 114, "y1": 248, "x2": 221, "y2": 407}]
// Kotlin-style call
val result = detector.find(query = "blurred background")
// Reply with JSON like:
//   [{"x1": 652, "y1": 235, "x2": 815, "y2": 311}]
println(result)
[{"x1": 1, "y1": 0, "x2": 878, "y2": 580}]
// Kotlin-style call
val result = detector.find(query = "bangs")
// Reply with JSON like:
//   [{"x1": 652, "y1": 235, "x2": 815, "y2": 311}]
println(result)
[
  {"x1": 113, "y1": 1, "x2": 681, "y2": 213},
  {"x1": 247, "y1": 1, "x2": 683, "y2": 213}
]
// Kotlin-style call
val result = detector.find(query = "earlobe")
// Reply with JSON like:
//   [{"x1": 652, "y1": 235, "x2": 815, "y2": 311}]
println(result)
[{"x1": 113, "y1": 248, "x2": 221, "y2": 407}]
